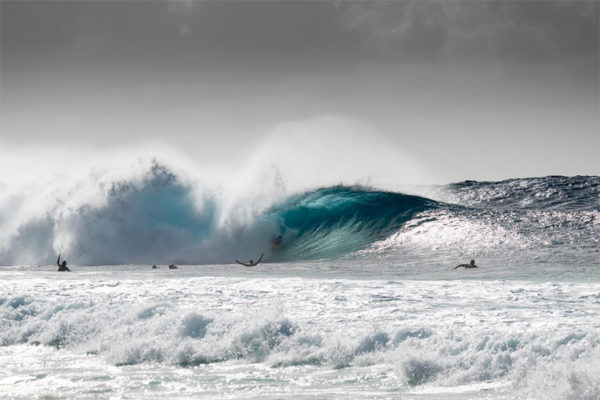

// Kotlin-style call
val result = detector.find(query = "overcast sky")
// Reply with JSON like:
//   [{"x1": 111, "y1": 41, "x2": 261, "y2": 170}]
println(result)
[{"x1": 1, "y1": 1, "x2": 598, "y2": 184}]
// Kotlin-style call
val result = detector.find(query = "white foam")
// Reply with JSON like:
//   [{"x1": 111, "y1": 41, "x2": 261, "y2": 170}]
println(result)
[{"x1": 1, "y1": 269, "x2": 599, "y2": 398}]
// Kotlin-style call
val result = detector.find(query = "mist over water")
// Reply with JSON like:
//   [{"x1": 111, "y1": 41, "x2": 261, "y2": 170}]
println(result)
[{"x1": 0, "y1": 117, "x2": 432, "y2": 266}]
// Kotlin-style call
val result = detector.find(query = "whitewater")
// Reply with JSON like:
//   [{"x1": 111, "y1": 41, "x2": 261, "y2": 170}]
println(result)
[{"x1": 1, "y1": 162, "x2": 599, "y2": 399}]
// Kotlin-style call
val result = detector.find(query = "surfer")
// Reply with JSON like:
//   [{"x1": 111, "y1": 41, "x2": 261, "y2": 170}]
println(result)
[
  {"x1": 271, "y1": 235, "x2": 283, "y2": 250},
  {"x1": 56, "y1": 253, "x2": 71, "y2": 272},
  {"x1": 235, "y1": 253, "x2": 264, "y2": 267},
  {"x1": 453, "y1": 260, "x2": 477, "y2": 269},
  {"x1": 168, "y1": 264, "x2": 178, "y2": 269}
]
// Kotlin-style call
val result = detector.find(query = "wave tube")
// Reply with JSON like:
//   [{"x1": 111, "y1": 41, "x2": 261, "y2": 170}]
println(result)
[{"x1": 259, "y1": 186, "x2": 438, "y2": 260}]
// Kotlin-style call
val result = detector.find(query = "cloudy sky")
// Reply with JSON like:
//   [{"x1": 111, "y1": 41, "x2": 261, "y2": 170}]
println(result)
[{"x1": 1, "y1": 1, "x2": 598, "y2": 184}]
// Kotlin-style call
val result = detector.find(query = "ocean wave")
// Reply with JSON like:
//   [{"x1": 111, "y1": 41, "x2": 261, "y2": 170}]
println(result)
[
  {"x1": 432, "y1": 175, "x2": 600, "y2": 211},
  {"x1": 0, "y1": 162, "x2": 437, "y2": 265},
  {"x1": 0, "y1": 161, "x2": 598, "y2": 265},
  {"x1": 260, "y1": 186, "x2": 436, "y2": 260}
]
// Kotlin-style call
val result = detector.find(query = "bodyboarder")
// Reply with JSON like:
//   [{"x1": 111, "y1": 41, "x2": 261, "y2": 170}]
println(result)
[
  {"x1": 56, "y1": 253, "x2": 71, "y2": 272},
  {"x1": 453, "y1": 260, "x2": 478, "y2": 270},
  {"x1": 235, "y1": 253, "x2": 264, "y2": 267}
]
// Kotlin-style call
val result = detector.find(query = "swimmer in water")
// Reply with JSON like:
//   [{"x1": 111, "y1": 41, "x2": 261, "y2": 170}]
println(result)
[
  {"x1": 235, "y1": 253, "x2": 264, "y2": 267},
  {"x1": 453, "y1": 260, "x2": 477, "y2": 270},
  {"x1": 56, "y1": 253, "x2": 71, "y2": 272}
]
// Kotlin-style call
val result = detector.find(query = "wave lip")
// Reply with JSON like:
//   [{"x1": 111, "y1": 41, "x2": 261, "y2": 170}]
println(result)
[{"x1": 262, "y1": 186, "x2": 438, "y2": 260}]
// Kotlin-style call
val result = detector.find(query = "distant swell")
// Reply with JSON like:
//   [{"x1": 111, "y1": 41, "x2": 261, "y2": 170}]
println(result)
[{"x1": 438, "y1": 175, "x2": 600, "y2": 211}]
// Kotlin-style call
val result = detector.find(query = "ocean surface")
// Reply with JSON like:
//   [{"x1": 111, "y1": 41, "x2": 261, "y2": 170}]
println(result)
[{"x1": 1, "y1": 172, "x2": 599, "y2": 399}]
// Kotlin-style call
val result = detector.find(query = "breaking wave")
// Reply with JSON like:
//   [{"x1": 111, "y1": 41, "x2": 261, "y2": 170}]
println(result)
[
  {"x1": 0, "y1": 160, "x2": 598, "y2": 266},
  {"x1": 0, "y1": 162, "x2": 437, "y2": 265}
]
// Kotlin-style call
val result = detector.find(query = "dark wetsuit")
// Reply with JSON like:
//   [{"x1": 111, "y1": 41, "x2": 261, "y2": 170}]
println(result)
[
  {"x1": 235, "y1": 253, "x2": 264, "y2": 267},
  {"x1": 57, "y1": 254, "x2": 71, "y2": 272},
  {"x1": 453, "y1": 261, "x2": 477, "y2": 270}
]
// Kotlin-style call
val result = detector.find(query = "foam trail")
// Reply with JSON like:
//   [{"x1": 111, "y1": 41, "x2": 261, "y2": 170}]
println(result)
[{"x1": 1, "y1": 275, "x2": 599, "y2": 399}]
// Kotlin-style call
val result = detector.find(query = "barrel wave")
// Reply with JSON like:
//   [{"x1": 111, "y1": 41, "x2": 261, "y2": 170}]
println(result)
[{"x1": 261, "y1": 187, "x2": 437, "y2": 260}]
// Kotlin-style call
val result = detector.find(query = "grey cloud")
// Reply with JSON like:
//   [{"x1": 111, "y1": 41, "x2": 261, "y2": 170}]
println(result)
[
  {"x1": 167, "y1": 0, "x2": 195, "y2": 15},
  {"x1": 1, "y1": 1, "x2": 597, "y2": 182},
  {"x1": 1, "y1": 1, "x2": 344, "y2": 64},
  {"x1": 3, "y1": 1, "x2": 596, "y2": 71},
  {"x1": 340, "y1": 1, "x2": 599, "y2": 63}
]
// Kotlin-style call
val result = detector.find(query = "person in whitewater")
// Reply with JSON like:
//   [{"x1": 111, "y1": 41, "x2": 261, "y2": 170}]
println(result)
[
  {"x1": 168, "y1": 264, "x2": 178, "y2": 269},
  {"x1": 235, "y1": 253, "x2": 264, "y2": 267},
  {"x1": 56, "y1": 253, "x2": 71, "y2": 272},
  {"x1": 271, "y1": 235, "x2": 283, "y2": 250},
  {"x1": 453, "y1": 260, "x2": 478, "y2": 270}
]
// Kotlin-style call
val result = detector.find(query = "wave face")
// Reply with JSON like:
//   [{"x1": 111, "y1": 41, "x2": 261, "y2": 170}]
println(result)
[
  {"x1": 261, "y1": 187, "x2": 437, "y2": 260},
  {"x1": 0, "y1": 164, "x2": 598, "y2": 266}
]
